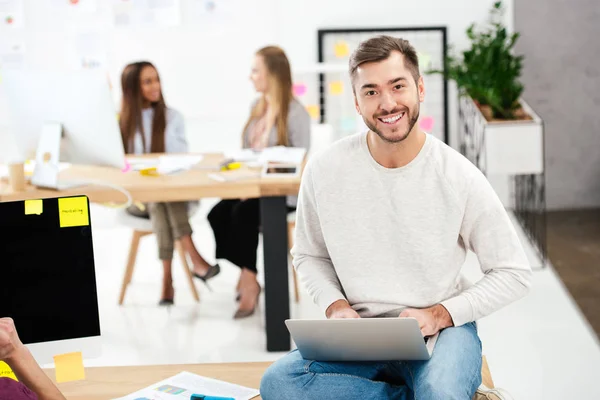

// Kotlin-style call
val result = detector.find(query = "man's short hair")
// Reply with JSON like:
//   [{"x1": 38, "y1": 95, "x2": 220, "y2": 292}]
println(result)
[{"x1": 349, "y1": 35, "x2": 421, "y2": 89}]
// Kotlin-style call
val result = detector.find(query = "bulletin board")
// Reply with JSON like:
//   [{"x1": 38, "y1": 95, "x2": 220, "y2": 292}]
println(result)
[{"x1": 317, "y1": 27, "x2": 449, "y2": 144}]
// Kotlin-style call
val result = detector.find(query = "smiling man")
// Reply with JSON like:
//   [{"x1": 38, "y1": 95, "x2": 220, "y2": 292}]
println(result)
[{"x1": 260, "y1": 36, "x2": 532, "y2": 400}]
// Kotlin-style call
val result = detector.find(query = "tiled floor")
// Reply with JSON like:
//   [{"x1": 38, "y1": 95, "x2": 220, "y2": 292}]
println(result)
[{"x1": 70, "y1": 200, "x2": 600, "y2": 399}]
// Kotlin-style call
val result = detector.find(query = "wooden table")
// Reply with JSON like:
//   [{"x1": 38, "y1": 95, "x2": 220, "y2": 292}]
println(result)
[
  {"x1": 0, "y1": 153, "x2": 301, "y2": 352},
  {"x1": 43, "y1": 358, "x2": 494, "y2": 399}
]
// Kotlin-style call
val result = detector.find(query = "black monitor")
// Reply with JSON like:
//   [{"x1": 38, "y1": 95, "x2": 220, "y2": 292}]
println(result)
[{"x1": 0, "y1": 195, "x2": 101, "y2": 363}]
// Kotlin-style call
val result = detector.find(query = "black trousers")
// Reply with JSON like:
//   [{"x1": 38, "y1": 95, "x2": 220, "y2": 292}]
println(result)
[{"x1": 208, "y1": 198, "x2": 294, "y2": 273}]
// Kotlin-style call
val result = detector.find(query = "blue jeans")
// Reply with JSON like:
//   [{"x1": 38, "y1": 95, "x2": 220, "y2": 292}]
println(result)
[{"x1": 260, "y1": 321, "x2": 482, "y2": 400}]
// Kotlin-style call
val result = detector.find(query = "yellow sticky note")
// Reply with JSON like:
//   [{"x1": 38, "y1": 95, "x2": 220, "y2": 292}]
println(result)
[
  {"x1": 58, "y1": 196, "x2": 89, "y2": 228},
  {"x1": 54, "y1": 352, "x2": 85, "y2": 383},
  {"x1": 306, "y1": 104, "x2": 320, "y2": 119},
  {"x1": 334, "y1": 41, "x2": 349, "y2": 58},
  {"x1": 25, "y1": 199, "x2": 43, "y2": 215},
  {"x1": 0, "y1": 361, "x2": 17, "y2": 381},
  {"x1": 329, "y1": 81, "x2": 344, "y2": 95}
]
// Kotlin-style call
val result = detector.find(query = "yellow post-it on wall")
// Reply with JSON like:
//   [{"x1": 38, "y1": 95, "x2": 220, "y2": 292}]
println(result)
[
  {"x1": 0, "y1": 361, "x2": 17, "y2": 381},
  {"x1": 334, "y1": 41, "x2": 349, "y2": 58},
  {"x1": 25, "y1": 199, "x2": 43, "y2": 215},
  {"x1": 306, "y1": 104, "x2": 320, "y2": 119},
  {"x1": 329, "y1": 81, "x2": 344, "y2": 95},
  {"x1": 58, "y1": 196, "x2": 89, "y2": 228},
  {"x1": 54, "y1": 352, "x2": 85, "y2": 383}
]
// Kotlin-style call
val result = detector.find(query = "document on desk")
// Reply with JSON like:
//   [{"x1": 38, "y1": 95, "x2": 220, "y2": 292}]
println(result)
[
  {"x1": 113, "y1": 371, "x2": 260, "y2": 400},
  {"x1": 126, "y1": 155, "x2": 204, "y2": 174},
  {"x1": 157, "y1": 155, "x2": 204, "y2": 174},
  {"x1": 225, "y1": 149, "x2": 262, "y2": 163},
  {"x1": 258, "y1": 146, "x2": 307, "y2": 165}
]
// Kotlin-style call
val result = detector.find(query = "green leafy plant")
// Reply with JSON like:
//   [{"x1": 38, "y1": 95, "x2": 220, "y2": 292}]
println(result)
[{"x1": 428, "y1": 1, "x2": 525, "y2": 120}]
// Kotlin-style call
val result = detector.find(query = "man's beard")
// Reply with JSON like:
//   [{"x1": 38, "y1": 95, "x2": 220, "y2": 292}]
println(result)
[{"x1": 364, "y1": 104, "x2": 420, "y2": 144}]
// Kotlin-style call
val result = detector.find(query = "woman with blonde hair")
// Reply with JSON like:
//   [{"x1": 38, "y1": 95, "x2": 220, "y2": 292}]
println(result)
[{"x1": 208, "y1": 46, "x2": 310, "y2": 319}]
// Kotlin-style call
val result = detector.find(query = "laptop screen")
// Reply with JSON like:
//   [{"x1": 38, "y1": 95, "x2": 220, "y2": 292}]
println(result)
[{"x1": 0, "y1": 196, "x2": 101, "y2": 344}]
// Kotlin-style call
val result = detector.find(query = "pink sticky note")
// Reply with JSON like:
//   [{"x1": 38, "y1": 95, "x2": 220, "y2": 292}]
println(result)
[
  {"x1": 293, "y1": 83, "x2": 307, "y2": 96},
  {"x1": 419, "y1": 116, "x2": 434, "y2": 132},
  {"x1": 121, "y1": 160, "x2": 131, "y2": 173}
]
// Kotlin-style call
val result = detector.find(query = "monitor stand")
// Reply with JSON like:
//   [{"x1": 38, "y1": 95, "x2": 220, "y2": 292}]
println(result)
[{"x1": 31, "y1": 122, "x2": 83, "y2": 190}]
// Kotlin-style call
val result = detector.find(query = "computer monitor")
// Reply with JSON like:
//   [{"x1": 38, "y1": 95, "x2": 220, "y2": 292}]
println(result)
[
  {"x1": 0, "y1": 196, "x2": 102, "y2": 365},
  {"x1": 1, "y1": 69, "x2": 126, "y2": 169}
]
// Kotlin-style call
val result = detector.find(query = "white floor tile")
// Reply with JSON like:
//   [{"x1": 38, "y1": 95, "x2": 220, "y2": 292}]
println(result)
[{"x1": 77, "y1": 201, "x2": 600, "y2": 399}]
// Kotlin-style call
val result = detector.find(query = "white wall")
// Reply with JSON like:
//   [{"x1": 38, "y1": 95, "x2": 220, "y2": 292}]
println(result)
[{"x1": 0, "y1": 0, "x2": 514, "y2": 155}]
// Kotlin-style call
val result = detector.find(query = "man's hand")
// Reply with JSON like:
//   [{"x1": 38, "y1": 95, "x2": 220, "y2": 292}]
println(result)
[
  {"x1": 0, "y1": 318, "x2": 24, "y2": 361},
  {"x1": 326, "y1": 300, "x2": 360, "y2": 319},
  {"x1": 399, "y1": 304, "x2": 454, "y2": 336}
]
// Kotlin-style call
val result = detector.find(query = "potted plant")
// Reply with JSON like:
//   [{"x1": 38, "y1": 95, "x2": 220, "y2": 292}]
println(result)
[
  {"x1": 427, "y1": 1, "x2": 544, "y2": 195},
  {"x1": 430, "y1": 1, "x2": 530, "y2": 122}
]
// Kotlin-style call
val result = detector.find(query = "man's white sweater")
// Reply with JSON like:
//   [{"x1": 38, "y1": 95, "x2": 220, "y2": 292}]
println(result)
[{"x1": 291, "y1": 131, "x2": 532, "y2": 326}]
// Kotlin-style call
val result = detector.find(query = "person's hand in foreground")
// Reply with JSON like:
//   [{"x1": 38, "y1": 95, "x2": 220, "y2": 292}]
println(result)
[{"x1": 0, "y1": 318, "x2": 66, "y2": 400}]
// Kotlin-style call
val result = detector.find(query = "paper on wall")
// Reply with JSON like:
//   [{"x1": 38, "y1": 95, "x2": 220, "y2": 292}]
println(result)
[
  {"x1": 0, "y1": 39, "x2": 25, "y2": 70},
  {"x1": 112, "y1": 0, "x2": 181, "y2": 28},
  {"x1": 0, "y1": 0, "x2": 25, "y2": 28}
]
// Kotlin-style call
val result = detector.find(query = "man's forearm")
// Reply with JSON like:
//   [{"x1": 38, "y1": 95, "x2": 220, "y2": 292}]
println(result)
[{"x1": 7, "y1": 346, "x2": 66, "y2": 400}]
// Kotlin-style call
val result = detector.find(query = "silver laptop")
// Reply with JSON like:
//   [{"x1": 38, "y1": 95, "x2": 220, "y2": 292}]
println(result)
[{"x1": 285, "y1": 317, "x2": 439, "y2": 362}]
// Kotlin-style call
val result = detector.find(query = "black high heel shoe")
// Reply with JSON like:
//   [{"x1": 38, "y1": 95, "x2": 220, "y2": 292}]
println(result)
[{"x1": 192, "y1": 264, "x2": 221, "y2": 291}]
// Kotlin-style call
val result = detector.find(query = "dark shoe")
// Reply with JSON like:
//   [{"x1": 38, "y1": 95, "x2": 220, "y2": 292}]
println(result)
[
  {"x1": 159, "y1": 287, "x2": 174, "y2": 306},
  {"x1": 159, "y1": 298, "x2": 174, "y2": 306},
  {"x1": 192, "y1": 264, "x2": 221, "y2": 291},
  {"x1": 233, "y1": 308, "x2": 255, "y2": 319}
]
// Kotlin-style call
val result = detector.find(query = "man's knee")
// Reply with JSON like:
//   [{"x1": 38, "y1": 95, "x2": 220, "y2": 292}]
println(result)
[
  {"x1": 417, "y1": 379, "x2": 478, "y2": 400},
  {"x1": 260, "y1": 351, "x2": 307, "y2": 400}
]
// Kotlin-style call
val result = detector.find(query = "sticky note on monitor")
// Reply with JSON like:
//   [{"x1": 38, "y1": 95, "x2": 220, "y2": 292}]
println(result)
[
  {"x1": 25, "y1": 199, "x2": 43, "y2": 215},
  {"x1": 0, "y1": 361, "x2": 17, "y2": 381},
  {"x1": 334, "y1": 41, "x2": 349, "y2": 58},
  {"x1": 58, "y1": 196, "x2": 89, "y2": 228},
  {"x1": 329, "y1": 81, "x2": 343, "y2": 95},
  {"x1": 54, "y1": 352, "x2": 85, "y2": 383}
]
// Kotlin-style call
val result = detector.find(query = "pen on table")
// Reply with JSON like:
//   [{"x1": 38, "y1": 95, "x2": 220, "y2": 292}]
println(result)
[{"x1": 190, "y1": 394, "x2": 235, "y2": 400}]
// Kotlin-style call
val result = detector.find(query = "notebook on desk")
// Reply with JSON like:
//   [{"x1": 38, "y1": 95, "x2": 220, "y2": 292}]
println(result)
[{"x1": 208, "y1": 169, "x2": 261, "y2": 182}]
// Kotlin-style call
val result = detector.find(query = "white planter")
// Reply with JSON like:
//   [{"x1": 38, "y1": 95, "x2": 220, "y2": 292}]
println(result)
[
  {"x1": 459, "y1": 95, "x2": 544, "y2": 175},
  {"x1": 458, "y1": 95, "x2": 544, "y2": 207}
]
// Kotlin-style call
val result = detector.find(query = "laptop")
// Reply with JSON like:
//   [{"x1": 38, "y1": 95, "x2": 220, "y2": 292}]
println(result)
[{"x1": 285, "y1": 317, "x2": 439, "y2": 362}]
